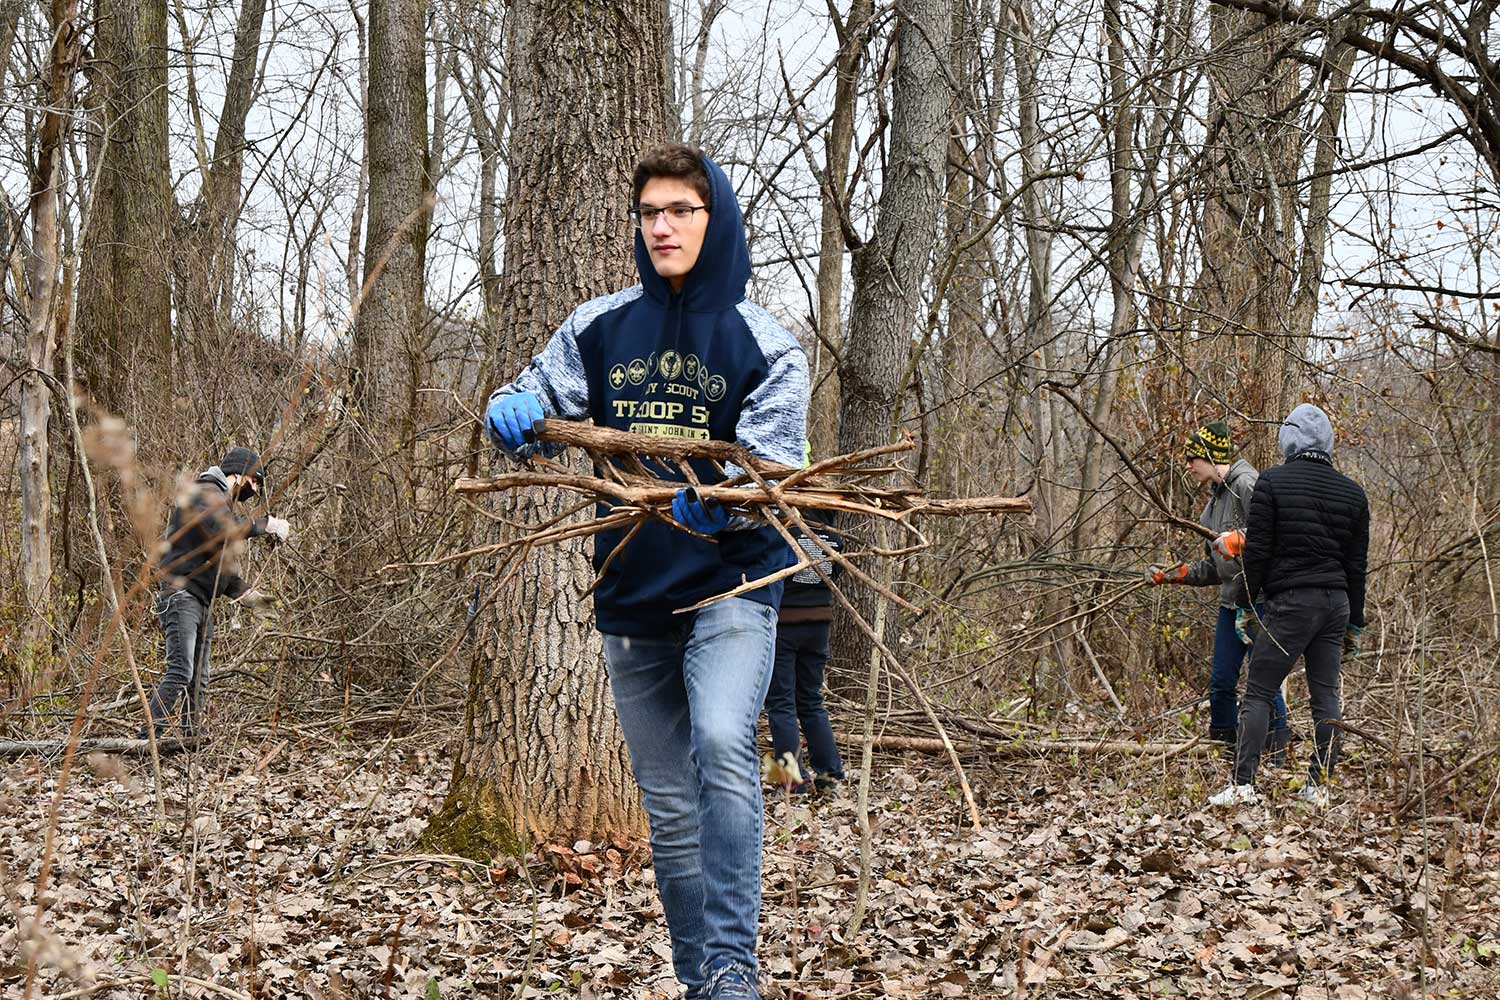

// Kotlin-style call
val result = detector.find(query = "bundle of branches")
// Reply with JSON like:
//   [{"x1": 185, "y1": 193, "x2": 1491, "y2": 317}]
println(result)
[
  {"x1": 434, "y1": 421, "x2": 1032, "y2": 832},
  {"x1": 445, "y1": 420, "x2": 1030, "y2": 612}
]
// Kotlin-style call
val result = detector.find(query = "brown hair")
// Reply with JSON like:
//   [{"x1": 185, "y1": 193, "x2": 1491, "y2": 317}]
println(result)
[{"x1": 632, "y1": 143, "x2": 712, "y2": 207}]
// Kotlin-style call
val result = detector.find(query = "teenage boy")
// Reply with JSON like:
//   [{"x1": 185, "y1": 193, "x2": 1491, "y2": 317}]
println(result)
[
  {"x1": 485, "y1": 144, "x2": 808, "y2": 1000},
  {"x1": 1146, "y1": 421, "x2": 1290, "y2": 753}
]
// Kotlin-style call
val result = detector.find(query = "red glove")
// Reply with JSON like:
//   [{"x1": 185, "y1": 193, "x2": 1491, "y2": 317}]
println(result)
[
  {"x1": 1213, "y1": 529, "x2": 1245, "y2": 558},
  {"x1": 1148, "y1": 563, "x2": 1189, "y2": 585}
]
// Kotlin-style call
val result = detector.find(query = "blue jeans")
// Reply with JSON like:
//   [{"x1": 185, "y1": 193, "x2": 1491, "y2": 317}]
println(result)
[
  {"x1": 765, "y1": 621, "x2": 844, "y2": 781},
  {"x1": 602, "y1": 597, "x2": 777, "y2": 994},
  {"x1": 1210, "y1": 605, "x2": 1287, "y2": 736}
]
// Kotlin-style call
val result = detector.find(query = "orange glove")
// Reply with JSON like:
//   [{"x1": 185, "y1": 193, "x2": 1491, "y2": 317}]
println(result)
[
  {"x1": 1148, "y1": 563, "x2": 1189, "y2": 585},
  {"x1": 1213, "y1": 529, "x2": 1245, "y2": 559}
]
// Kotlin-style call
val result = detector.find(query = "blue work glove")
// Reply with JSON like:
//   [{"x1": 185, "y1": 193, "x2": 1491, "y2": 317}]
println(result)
[
  {"x1": 1234, "y1": 607, "x2": 1261, "y2": 646},
  {"x1": 486, "y1": 392, "x2": 544, "y2": 451},
  {"x1": 672, "y1": 489, "x2": 730, "y2": 535},
  {"x1": 1343, "y1": 624, "x2": 1363, "y2": 656}
]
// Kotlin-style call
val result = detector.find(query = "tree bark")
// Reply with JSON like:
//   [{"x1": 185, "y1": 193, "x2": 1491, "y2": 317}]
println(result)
[
  {"x1": 1193, "y1": 3, "x2": 1305, "y2": 439},
  {"x1": 810, "y1": 0, "x2": 874, "y2": 457},
  {"x1": 17, "y1": 0, "x2": 79, "y2": 677},
  {"x1": 352, "y1": 0, "x2": 430, "y2": 438},
  {"x1": 829, "y1": 0, "x2": 951, "y2": 687},
  {"x1": 76, "y1": 0, "x2": 171, "y2": 419},
  {"x1": 428, "y1": 0, "x2": 671, "y2": 854}
]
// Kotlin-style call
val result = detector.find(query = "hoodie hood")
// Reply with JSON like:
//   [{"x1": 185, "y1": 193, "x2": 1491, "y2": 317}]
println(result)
[
  {"x1": 1279, "y1": 403, "x2": 1334, "y2": 460},
  {"x1": 634, "y1": 153, "x2": 751, "y2": 312},
  {"x1": 198, "y1": 466, "x2": 230, "y2": 492}
]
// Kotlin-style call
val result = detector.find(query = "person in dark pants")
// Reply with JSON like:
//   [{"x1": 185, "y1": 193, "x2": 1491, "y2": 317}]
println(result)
[
  {"x1": 764, "y1": 508, "x2": 845, "y2": 794},
  {"x1": 140, "y1": 447, "x2": 289, "y2": 738},
  {"x1": 1146, "y1": 421, "x2": 1289, "y2": 755},
  {"x1": 1209, "y1": 403, "x2": 1369, "y2": 808}
]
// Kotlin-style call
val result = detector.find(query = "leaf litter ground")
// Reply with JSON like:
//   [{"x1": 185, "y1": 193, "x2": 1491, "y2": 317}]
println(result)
[{"x1": 3, "y1": 732, "x2": 1497, "y2": 999}]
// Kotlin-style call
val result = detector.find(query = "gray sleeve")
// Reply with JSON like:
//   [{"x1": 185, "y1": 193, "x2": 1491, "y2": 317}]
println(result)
[
  {"x1": 720, "y1": 343, "x2": 809, "y2": 533},
  {"x1": 490, "y1": 312, "x2": 590, "y2": 421},
  {"x1": 1183, "y1": 543, "x2": 1220, "y2": 587},
  {"x1": 720, "y1": 305, "x2": 810, "y2": 532},
  {"x1": 1229, "y1": 468, "x2": 1259, "y2": 527},
  {"x1": 487, "y1": 291, "x2": 634, "y2": 458},
  {"x1": 733, "y1": 343, "x2": 809, "y2": 469}
]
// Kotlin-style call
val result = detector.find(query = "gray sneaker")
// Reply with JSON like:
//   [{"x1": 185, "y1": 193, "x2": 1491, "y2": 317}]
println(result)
[{"x1": 704, "y1": 966, "x2": 761, "y2": 999}]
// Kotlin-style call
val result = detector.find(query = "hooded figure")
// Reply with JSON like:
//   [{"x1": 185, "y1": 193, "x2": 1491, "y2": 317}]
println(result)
[
  {"x1": 1211, "y1": 403, "x2": 1371, "y2": 809},
  {"x1": 1278, "y1": 402, "x2": 1335, "y2": 462},
  {"x1": 489, "y1": 150, "x2": 808, "y2": 635},
  {"x1": 484, "y1": 144, "x2": 808, "y2": 1000}
]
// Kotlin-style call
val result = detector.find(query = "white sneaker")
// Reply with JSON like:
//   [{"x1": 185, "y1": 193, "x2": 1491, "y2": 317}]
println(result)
[
  {"x1": 1295, "y1": 783, "x2": 1330, "y2": 808},
  {"x1": 1208, "y1": 783, "x2": 1260, "y2": 807}
]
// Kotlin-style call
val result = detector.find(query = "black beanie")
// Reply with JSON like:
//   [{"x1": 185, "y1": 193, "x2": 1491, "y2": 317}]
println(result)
[
  {"x1": 1184, "y1": 422, "x2": 1233, "y2": 464},
  {"x1": 220, "y1": 447, "x2": 263, "y2": 482}
]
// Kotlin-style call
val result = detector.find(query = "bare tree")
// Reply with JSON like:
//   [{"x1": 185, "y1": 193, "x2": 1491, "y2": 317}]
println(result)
[
  {"x1": 76, "y1": 0, "x2": 171, "y2": 419},
  {"x1": 174, "y1": 0, "x2": 270, "y2": 347},
  {"x1": 830, "y1": 0, "x2": 952, "y2": 679},
  {"x1": 810, "y1": 0, "x2": 875, "y2": 456},
  {"x1": 352, "y1": 0, "x2": 431, "y2": 436},
  {"x1": 16, "y1": 0, "x2": 79, "y2": 676},
  {"x1": 428, "y1": 0, "x2": 671, "y2": 851}
]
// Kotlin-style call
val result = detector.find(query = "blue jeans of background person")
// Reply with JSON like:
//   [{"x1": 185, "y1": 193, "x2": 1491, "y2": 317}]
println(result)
[
  {"x1": 1210, "y1": 605, "x2": 1287, "y2": 737},
  {"x1": 765, "y1": 621, "x2": 844, "y2": 782},
  {"x1": 145, "y1": 588, "x2": 213, "y2": 735},
  {"x1": 602, "y1": 597, "x2": 777, "y2": 995},
  {"x1": 1236, "y1": 587, "x2": 1350, "y2": 787}
]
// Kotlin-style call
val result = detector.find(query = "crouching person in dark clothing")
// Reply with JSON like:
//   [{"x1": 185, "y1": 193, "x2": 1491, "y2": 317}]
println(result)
[
  {"x1": 764, "y1": 509, "x2": 845, "y2": 795},
  {"x1": 1209, "y1": 404, "x2": 1369, "y2": 808},
  {"x1": 141, "y1": 447, "x2": 290, "y2": 739}
]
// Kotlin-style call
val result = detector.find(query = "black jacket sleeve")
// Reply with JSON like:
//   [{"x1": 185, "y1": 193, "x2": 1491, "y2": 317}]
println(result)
[
  {"x1": 1344, "y1": 492, "x2": 1370, "y2": 627},
  {"x1": 1240, "y1": 475, "x2": 1276, "y2": 606}
]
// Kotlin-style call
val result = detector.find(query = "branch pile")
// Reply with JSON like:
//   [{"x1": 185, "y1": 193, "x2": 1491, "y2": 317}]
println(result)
[
  {"x1": 431, "y1": 422, "x2": 1032, "y2": 833},
  {"x1": 444, "y1": 420, "x2": 1030, "y2": 611}
]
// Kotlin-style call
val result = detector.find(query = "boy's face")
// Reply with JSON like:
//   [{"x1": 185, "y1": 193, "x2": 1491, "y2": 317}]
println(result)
[
  {"x1": 1184, "y1": 456, "x2": 1217, "y2": 484},
  {"x1": 638, "y1": 176, "x2": 710, "y2": 291}
]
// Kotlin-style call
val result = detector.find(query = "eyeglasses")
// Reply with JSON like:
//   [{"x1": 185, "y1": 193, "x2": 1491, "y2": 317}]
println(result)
[{"x1": 630, "y1": 204, "x2": 708, "y2": 229}]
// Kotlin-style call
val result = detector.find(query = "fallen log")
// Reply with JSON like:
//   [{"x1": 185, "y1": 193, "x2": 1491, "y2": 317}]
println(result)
[
  {"x1": 837, "y1": 733, "x2": 1210, "y2": 758},
  {"x1": 0, "y1": 737, "x2": 207, "y2": 757}
]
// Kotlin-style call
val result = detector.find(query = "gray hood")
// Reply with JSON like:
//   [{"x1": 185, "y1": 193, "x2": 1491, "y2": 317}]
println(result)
[
  {"x1": 1278, "y1": 403, "x2": 1334, "y2": 460},
  {"x1": 198, "y1": 465, "x2": 230, "y2": 491}
]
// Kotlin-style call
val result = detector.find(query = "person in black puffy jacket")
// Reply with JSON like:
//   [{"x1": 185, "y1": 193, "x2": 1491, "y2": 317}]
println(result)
[{"x1": 1210, "y1": 404, "x2": 1369, "y2": 808}]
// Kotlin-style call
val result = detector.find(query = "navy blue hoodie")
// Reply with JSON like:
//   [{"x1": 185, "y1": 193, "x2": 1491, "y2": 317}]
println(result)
[{"x1": 490, "y1": 155, "x2": 809, "y2": 636}]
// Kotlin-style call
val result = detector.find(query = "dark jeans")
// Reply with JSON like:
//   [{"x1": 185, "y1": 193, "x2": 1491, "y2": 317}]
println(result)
[
  {"x1": 145, "y1": 589, "x2": 213, "y2": 735},
  {"x1": 1210, "y1": 605, "x2": 1288, "y2": 736},
  {"x1": 1235, "y1": 587, "x2": 1349, "y2": 787},
  {"x1": 764, "y1": 621, "x2": 844, "y2": 781}
]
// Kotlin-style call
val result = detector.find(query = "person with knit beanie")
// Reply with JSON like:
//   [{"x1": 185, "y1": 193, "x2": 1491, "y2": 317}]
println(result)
[
  {"x1": 140, "y1": 447, "x2": 291, "y2": 740},
  {"x1": 1146, "y1": 420, "x2": 1290, "y2": 753}
]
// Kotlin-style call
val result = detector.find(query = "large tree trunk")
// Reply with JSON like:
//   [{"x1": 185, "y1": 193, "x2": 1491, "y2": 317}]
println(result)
[
  {"x1": 427, "y1": 0, "x2": 670, "y2": 854},
  {"x1": 352, "y1": 0, "x2": 430, "y2": 438},
  {"x1": 16, "y1": 0, "x2": 78, "y2": 680},
  {"x1": 1193, "y1": 4, "x2": 1305, "y2": 446},
  {"x1": 829, "y1": 0, "x2": 951, "y2": 686},
  {"x1": 76, "y1": 0, "x2": 170, "y2": 421}
]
